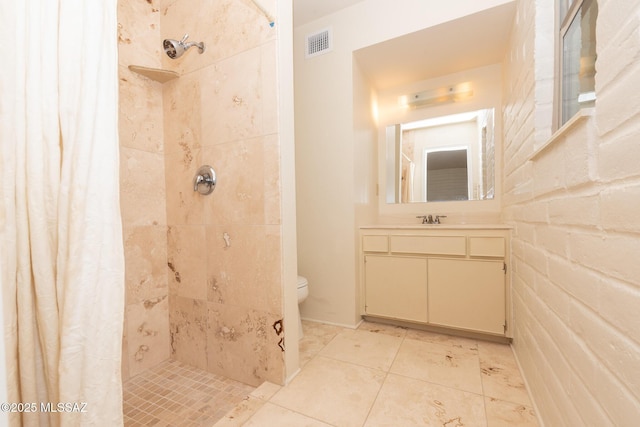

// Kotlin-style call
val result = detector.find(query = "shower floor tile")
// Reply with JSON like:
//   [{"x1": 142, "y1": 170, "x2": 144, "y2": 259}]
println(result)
[{"x1": 123, "y1": 359, "x2": 255, "y2": 427}]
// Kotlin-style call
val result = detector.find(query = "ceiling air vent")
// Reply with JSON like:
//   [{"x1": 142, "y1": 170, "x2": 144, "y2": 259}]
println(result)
[{"x1": 305, "y1": 28, "x2": 332, "y2": 59}]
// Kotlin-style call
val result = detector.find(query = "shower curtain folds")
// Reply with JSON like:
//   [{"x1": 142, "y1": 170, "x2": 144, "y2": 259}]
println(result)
[{"x1": 0, "y1": 0, "x2": 125, "y2": 426}]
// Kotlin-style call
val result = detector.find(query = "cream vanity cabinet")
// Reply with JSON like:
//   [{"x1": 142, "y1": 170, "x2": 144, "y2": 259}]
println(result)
[{"x1": 360, "y1": 226, "x2": 511, "y2": 338}]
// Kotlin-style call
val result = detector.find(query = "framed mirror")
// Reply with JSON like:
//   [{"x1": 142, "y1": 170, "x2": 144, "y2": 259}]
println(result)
[{"x1": 385, "y1": 108, "x2": 495, "y2": 204}]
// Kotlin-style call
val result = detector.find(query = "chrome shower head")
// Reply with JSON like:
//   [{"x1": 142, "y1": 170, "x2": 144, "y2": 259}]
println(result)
[{"x1": 163, "y1": 34, "x2": 205, "y2": 59}]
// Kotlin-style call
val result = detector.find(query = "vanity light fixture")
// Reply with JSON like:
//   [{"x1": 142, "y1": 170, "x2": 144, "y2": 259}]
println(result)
[{"x1": 402, "y1": 82, "x2": 473, "y2": 109}]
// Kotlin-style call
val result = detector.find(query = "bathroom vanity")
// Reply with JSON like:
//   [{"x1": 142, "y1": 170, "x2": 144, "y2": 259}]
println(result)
[{"x1": 359, "y1": 225, "x2": 512, "y2": 340}]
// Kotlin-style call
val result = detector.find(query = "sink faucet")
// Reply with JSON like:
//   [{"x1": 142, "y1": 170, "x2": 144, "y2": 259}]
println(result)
[
  {"x1": 416, "y1": 215, "x2": 434, "y2": 224},
  {"x1": 434, "y1": 215, "x2": 447, "y2": 224},
  {"x1": 416, "y1": 214, "x2": 447, "y2": 224}
]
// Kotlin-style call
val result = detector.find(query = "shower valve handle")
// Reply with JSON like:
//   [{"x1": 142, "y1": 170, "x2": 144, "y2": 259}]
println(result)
[
  {"x1": 193, "y1": 174, "x2": 204, "y2": 191},
  {"x1": 193, "y1": 165, "x2": 216, "y2": 195}
]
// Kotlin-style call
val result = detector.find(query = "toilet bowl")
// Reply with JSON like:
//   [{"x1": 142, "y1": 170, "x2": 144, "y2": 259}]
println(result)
[{"x1": 297, "y1": 275, "x2": 309, "y2": 339}]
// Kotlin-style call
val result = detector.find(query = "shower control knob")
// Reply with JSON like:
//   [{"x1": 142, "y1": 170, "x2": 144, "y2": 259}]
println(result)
[{"x1": 193, "y1": 165, "x2": 216, "y2": 195}]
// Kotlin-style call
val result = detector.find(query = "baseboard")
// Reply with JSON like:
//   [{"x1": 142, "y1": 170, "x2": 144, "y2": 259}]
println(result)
[
  {"x1": 362, "y1": 315, "x2": 512, "y2": 344},
  {"x1": 284, "y1": 367, "x2": 302, "y2": 385},
  {"x1": 300, "y1": 316, "x2": 361, "y2": 330}
]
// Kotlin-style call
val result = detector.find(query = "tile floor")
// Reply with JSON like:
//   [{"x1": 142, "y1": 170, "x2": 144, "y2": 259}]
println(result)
[
  {"x1": 123, "y1": 359, "x2": 254, "y2": 427},
  {"x1": 215, "y1": 320, "x2": 539, "y2": 427},
  {"x1": 124, "y1": 320, "x2": 539, "y2": 426}
]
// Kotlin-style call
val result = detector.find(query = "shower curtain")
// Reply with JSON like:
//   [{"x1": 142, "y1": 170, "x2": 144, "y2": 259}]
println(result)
[{"x1": 0, "y1": 1, "x2": 124, "y2": 426}]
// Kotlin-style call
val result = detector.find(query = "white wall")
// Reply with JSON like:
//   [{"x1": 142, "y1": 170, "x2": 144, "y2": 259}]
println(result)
[
  {"x1": 352, "y1": 59, "x2": 379, "y2": 325},
  {"x1": 294, "y1": 0, "x2": 513, "y2": 326},
  {"x1": 503, "y1": 0, "x2": 640, "y2": 424}
]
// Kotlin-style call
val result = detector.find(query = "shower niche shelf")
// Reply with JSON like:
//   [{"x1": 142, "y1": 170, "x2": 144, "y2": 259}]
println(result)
[{"x1": 128, "y1": 65, "x2": 178, "y2": 83}]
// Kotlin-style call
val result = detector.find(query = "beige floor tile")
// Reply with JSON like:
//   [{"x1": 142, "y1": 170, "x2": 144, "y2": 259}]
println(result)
[
  {"x1": 212, "y1": 396, "x2": 267, "y2": 427},
  {"x1": 299, "y1": 321, "x2": 345, "y2": 353},
  {"x1": 365, "y1": 373, "x2": 487, "y2": 427},
  {"x1": 270, "y1": 356, "x2": 386, "y2": 427},
  {"x1": 319, "y1": 329, "x2": 403, "y2": 371},
  {"x1": 250, "y1": 381, "x2": 282, "y2": 401},
  {"x1": 390, "y1": 338, "x2": 483, "y2": 394},
  {"x1": 405, "y1": 328, "x2": 479, "y2": 350},
  {"x1": 298, "y1": 351, "x2": 318, "y2": 369},
  {"x1": 128, "y1": 324, "x2": 538, "y2": 427},
  {"x1": 357, "y1": 320, "x2": 408, "y2": 338},
  {"x1": 243, "y1": 403, "x2": 333, "y2": 426},
  {"x1": 485, "y1": 397, "x2": 539, "y2": 427},
  {"x1": 478, "y1": 341, "x2": 532, "y2": 406},
  {"x1": 298, "y1": 348, "x2": 316, "y2": 368}
]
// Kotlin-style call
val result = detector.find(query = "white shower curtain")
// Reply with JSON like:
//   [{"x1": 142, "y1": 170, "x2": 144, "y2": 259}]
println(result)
[{"x1": 0, "y1": 1, "x2": 124, "y2": 426}]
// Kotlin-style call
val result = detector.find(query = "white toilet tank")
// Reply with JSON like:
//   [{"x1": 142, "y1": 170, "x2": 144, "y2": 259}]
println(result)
[{"x1": 297, "y1": 275, "x2": 309, "y2": 303}]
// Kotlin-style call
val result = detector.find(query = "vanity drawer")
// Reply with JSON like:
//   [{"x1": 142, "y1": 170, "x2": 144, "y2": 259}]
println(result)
[
  {"x1": 469, "y1": 237, "x2": 505, "y2": 257},
  {"x1": 362, "y1": 235, "x2": 389, "y2": 253},
  {"x1": 390, "y1": 235, "x2": 466, "y2": 256}
]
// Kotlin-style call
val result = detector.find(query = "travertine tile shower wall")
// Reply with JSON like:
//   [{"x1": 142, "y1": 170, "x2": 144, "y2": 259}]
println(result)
[
  {"x1": 161, "y1": 0, "x2": 284, "y2": 387},
  {"x1": 117, "y1": 0, "x2": 283, "y2": 387},
  {"x1": 502, "y1": 0, "x2": 640, "y2": 425},
  {"x1": 118, "y1": 0, "x2": 171, "y2": 382}
]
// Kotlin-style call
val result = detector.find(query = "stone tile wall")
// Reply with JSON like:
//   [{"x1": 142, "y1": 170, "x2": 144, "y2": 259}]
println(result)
[
  {"x1": 117, "y1": 0, "x2": 284, "y2": 387},
  {"x1": 118, "y1": 0, "x2": 170, "y2": 381},
  {"x1": 161, "y1": 0, "x2": 284, "y2": 387}
]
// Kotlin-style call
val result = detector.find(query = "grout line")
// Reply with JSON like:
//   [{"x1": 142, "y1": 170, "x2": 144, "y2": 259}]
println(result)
[
  {"x1": 359, "y1": 329, "x2": 407, "y2": 426},
  {"x1": 477, "y1": 339, "x2": 490, "y2": 425},
  {"x1": 387, "y1": 369, "x2": 486, "y2": 398}
]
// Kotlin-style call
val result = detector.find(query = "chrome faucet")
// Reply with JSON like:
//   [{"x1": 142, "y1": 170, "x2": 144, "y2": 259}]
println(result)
[
  {"x1": 416, "y1": 215, "x2": 434, "y2": 224},
  {"x1": 416, "y1": 214, "x2": 447, "y2": 224}
]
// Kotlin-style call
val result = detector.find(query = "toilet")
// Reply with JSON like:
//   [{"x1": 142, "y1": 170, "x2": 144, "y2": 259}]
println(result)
[{"x1": 297, "y1": 275, "x2": 309, "y2": 339}]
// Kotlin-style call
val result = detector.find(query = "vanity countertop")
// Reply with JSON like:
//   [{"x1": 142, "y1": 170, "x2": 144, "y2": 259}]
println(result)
[{"x1": 360, "y1": 224, "x2": 513, "y2": 230}]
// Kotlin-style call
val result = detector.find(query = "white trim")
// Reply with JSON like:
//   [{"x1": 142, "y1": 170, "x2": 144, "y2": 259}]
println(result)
[{"x1": 300, "y1": 317, "x2": 363, "y2": 330}]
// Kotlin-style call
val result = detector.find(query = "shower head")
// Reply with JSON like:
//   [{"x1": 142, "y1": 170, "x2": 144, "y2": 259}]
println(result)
[{"x1": 163, "y1": 34, "x2": 205, "y2": 59}]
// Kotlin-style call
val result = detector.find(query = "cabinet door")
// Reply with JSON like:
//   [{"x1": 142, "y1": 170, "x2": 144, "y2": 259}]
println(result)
[
  {"x1": 428, "y1": 259, "x2": 505, "y2": 335},
  {"x1": 364, "y1": 256, "x2": 427, "y2": 322}
]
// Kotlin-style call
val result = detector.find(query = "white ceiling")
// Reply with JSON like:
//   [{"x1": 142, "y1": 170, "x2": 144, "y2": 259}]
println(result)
[
  {"x1": 293, "y1": 0, "x2": 366, "y2": 27},
  {"x1": 294, "y1": 1, "x2": 516, "y2": 91},
  {"x1": 354, "y1": 3, "x2": 516, "y2": 90}
]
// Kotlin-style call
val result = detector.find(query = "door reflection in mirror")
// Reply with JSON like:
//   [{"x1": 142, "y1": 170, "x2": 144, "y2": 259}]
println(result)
[
  {"x1": 424, "y1": 147, "x2": 469, "y2": 202},
  {"x1": 385, "y1": 108, "x2": 495, "y2": 204}
]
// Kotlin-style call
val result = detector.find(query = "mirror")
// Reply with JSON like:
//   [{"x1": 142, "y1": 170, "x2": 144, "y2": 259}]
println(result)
[{"x1": 385, "y1": 108, "x2": 495, "y2": 203}]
